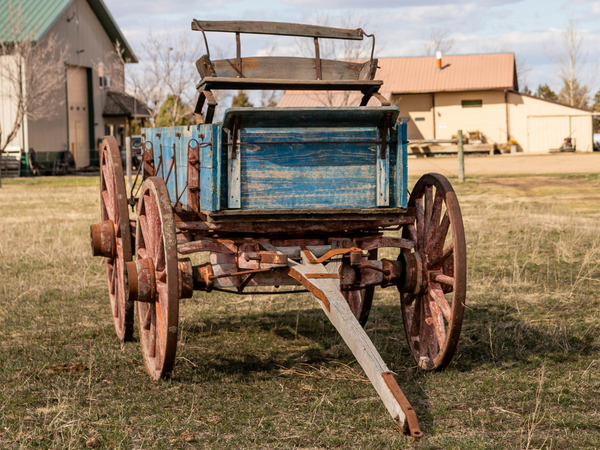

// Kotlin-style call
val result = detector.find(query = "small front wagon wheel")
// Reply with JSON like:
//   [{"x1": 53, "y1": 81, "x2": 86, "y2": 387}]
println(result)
[
  {"x1": 132, "y1": 177, "x2": 180, "y2": 380},
  {"x1": 400, "y1": 173, "x2": 466, "y2": 371}
]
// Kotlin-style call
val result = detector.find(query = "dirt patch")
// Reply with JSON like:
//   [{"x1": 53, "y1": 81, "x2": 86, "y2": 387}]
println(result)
[{"x1": 408, "y1": 152, "x2": 600, "y2": 177}]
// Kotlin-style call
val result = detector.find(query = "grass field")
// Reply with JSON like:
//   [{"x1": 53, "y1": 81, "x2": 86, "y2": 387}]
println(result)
[{"x1": 1, "y1": 173, "x2": 599, "y2": 449}]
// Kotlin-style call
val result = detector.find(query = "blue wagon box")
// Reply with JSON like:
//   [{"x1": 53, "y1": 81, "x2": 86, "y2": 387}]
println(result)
[{"x1": 142, "y1": 107, "x2": 408, "y2": 213}]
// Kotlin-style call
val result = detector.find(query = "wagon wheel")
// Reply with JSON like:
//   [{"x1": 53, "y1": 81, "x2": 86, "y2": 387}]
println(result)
[
  {"x1": 134, "y1": 177, "x2": 179, "y2": 380},
  {"x1": 343, "y1": 249, "x2": 377, "y2": 327},
  {"x1": 99, "y1": 136, "x2": 134, "y2": 342},
  {"x1": 400, "y1": 173, "x2": 466, "y2": 371}
]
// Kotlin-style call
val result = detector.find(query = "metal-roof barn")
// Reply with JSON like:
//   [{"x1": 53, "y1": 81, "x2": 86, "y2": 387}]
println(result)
[
  {"x1": 0, "y1": 0, "x2": 149, "y2": 176},
  {"x1": 279, "y1": 53, "x2": 594, "y2": 154}
]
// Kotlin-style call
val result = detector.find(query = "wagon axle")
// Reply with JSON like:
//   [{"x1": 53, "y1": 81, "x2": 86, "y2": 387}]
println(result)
[{"x1": 111, "y1": 240, "x2": 419, "y2": 301}]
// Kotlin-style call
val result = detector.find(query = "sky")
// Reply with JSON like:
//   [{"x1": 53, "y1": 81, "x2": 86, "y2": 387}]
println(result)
[{"x1": 104, "y1": 0, "x2": 600, "y2": 97}]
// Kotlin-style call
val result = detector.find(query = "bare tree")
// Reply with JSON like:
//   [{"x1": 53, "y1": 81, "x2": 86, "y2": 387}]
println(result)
[
  {"x1": 258, "y1": 45, "x2": 281, "y2": 107},
  {"x1": 128, "y1": 32, "x2": 201, "y2": 126},
  {"x1": 423, "y1": 27, "x2": 454, "y2": 56},
  {"x1": 0, "y1": 1, "x2": 67, "y2": 186},
  {"x1": 293, "y1": 12, "x2": 376, "y2": 107},
  {"x1": 545, "y1": 19, "x2": 594, "y2": 108}
]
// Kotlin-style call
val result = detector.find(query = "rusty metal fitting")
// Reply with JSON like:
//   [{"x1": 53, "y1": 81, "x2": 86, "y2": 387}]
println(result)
[
  {"x1": 258, "y1": 251, "x2": 287, "y2": 266},
  {"x1": 349, "y1": 250, "x2": 363, "y2": 266},
  {"x1": 90, "y1": 220, "x2": 116, "y2": 259},
  {"x1": 192, "y1": 263, "x2": 214, "y2": 292},
  {"x1": 398, "y1": 252, "x2": 427, "y2": 296},
  {"x1": 125, "y1": 258, "x2": 156, "y2": 302},
  {"x1": 178, "y1": 258, "x2": 194, "y2": 299},
  {"x1": 380, "y1": 258, "x2": 404, "y2": 288}
]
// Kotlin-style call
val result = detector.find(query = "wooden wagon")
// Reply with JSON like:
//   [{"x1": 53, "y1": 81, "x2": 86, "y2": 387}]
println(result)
[{"x1": 90, "y1": 20, "x2": 467, "y2": 440}]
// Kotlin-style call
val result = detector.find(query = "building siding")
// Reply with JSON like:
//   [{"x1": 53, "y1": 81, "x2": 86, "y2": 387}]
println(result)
[
  {"x1": 391, "y1": 94, "x2": 434, "y2": 140},
  {"x1": 508, "y1": 92, "x2": 593, "y2": 153},
  {"x1": 0, "y1": 55, "x2": 27, "y2": 151},
  {"x1": 433, "y1": 90, "x2": 508, "y2": 144},
  {"x1": 27, "y1": 0, "x2": 125, "y2": 164}
]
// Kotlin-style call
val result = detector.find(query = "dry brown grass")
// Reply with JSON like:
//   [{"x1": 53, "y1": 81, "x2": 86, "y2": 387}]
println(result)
[{"x1": 0, "y1": 174, "x2": 599, "y2": 449}]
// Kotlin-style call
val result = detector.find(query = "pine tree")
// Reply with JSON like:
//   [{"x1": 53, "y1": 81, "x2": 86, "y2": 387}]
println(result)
[
  {"x1": 232, "y1": 91, "x2": 253, "y2": 108},
  {"x1": 535, "y1": 84, "x2": 558, "y2": 101}
]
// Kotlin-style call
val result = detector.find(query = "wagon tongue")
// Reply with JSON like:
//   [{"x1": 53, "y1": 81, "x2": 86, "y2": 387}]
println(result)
[{"x1": 259, "y1": 241, "x2": 422, "y2": 440}]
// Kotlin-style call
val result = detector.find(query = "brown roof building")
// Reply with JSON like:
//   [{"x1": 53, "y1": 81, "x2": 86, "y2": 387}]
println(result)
[{"x1": 278, "y1": 53, "x2": 594, "y2": 153}]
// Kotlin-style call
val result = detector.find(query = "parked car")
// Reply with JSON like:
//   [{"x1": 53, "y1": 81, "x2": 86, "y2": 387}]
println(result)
[{"x1": 119, "y1": 136, "x2": 143, "y2": 170}]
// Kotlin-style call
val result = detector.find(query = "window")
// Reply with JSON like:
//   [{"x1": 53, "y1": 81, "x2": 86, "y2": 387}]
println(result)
[{"x1": 462, "y1": 100, "x2": 482, "y2": 108}]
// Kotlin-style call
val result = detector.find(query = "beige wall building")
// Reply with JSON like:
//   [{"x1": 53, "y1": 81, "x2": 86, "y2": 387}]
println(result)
[
  {"x1": 278, "y1": 53, "x2": 594, "y2": 153},
  {"x1": 0, "y1": 0, "x2": 149, "y2": 174}
]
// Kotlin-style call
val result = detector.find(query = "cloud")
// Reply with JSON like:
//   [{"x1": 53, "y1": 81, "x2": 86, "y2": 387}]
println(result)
[{"x1": 280, "y1": 0, "x2": 520, "y2": 7}]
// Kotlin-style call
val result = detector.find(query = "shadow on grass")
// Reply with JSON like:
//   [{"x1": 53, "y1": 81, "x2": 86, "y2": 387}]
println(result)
[{"x1": 171, "y1": 298, "x2": 598, "y2": 437}]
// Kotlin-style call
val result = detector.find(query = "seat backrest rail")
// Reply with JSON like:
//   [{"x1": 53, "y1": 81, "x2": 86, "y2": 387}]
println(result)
[{"x1": 192, "y1": 20, "x2": 375, "y2": 81}]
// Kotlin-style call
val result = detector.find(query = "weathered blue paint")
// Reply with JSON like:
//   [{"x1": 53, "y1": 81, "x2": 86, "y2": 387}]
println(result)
[
  {"x1": 237, "y1": 126, "x2": 380, "y2": 209},
  {"x1": 141, "y1": 106, "x2": 408, "y2": 213},
  {"x1": 376, "y1": 125, "x2": 390, "y2": 207},
  {"x1": 142, "y1": 124, "x2": 222, "y2": 211}
]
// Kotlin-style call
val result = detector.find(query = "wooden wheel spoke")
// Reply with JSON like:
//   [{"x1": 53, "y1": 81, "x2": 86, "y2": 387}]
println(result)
[
  {"x1": 431, "y1": 272, "x2": 455, "y2": 287},
  {"x1": 407, "y1": 223, "x2": 418, "y2": 245},
  {"x1": 431, "y1": 210, "x2": 450, "y2": 256},
  {"x1": 109, "y1": 263, "x2": 117, "y2": 295},
  {"x1": 409, "y1": 296, "x2": 421, "y2": 338},
  {"x1": 101, "y1": 160, "x2": 113, "y2": 187},
  {"x1": 142, "y1": 304, "x2": 152, "y2": 331},
  {"x1": 138, "y1": 247, "x2": 149, "y2": 260},
  {"x1": 155, "y1": 294, "x2": 167, "y2": 342},
  {"x1": 428, "y1": 243, "x2": 454, "y2": 270},
  {"x1": 138, "y1": 215, "x2": 152, "y2": 256},
  {"x1": 429, "y1": 283, "x2": 452, "y2": 322},
  {"x1": 419, "y1": 296, "x2": 435, "y2": 358},
  {"x1": 426, "y1": 191, "x2": 444, "y2": 253},
  {"x1": 415, "y1": 197, "x2": 425, "y2": 251},
  {"x1": 427, "y1": 291, "x2": 447, "y2": 348},
  {"x1": 155, "y1": 236, "x2": 166, "y2": 272},
  {"x1": 148, "y1": 304, "x2": 156, "y2": 358},
  {"x1": 424, "y1": 186, "x2": 433, "y2": 244},
  {"x1": 101, "y1": 190, "x2": 114, "y2": 221}
]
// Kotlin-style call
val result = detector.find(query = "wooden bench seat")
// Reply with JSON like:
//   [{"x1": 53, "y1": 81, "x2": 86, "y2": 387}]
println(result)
[
  {"x1": 197, "y1": 77, "x2": 382, "y2": 93},
  {"x1": 191, "y1": 20, "x2": 386, "y2": 123}
]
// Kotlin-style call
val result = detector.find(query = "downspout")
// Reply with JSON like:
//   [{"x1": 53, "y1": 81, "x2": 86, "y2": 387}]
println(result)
[{"x1": 504, "y1": 90, "x2": 510, "y2": 142}]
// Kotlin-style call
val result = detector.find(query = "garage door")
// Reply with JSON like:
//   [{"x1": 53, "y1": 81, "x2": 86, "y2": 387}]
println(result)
[{"x1": 527, "y1": 116, "x2": 570, "y2": 153}]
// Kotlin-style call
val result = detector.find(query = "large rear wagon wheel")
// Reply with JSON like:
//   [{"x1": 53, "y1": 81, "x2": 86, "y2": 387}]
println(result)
[
  {"x1": 96, "y1": 136, "x2": 134, "y2": 342},
  {"x1": 133, "y1": 177, "x2": 180, "y2": 380},
  {"x1": 401, "y1": 173, "x2": 466, "y2": 371}
]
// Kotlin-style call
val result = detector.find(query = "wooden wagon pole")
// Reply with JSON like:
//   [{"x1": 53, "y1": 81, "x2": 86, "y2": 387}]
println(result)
[{"x1": 261, "y1": 241, "x2": 423, "y2": 440}]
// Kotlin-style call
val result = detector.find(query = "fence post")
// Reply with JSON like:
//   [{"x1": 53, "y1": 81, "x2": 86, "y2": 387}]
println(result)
[
  {"x1": 125, "y1": 136, "x2": 132, "y2": 188},
  {"x1": 457, "y1": 130, "x2": 465, "y2": 183}
]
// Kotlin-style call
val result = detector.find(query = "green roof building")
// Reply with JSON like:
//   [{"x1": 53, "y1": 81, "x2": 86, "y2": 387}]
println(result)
[{"x1": 0, "y1": 0, "x2": 149, "y2": 174}]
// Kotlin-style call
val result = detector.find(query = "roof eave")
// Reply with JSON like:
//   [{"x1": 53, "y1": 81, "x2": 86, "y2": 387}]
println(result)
[{"x1": 391, "y1": 87, "x2": 515, "y2": 95}]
